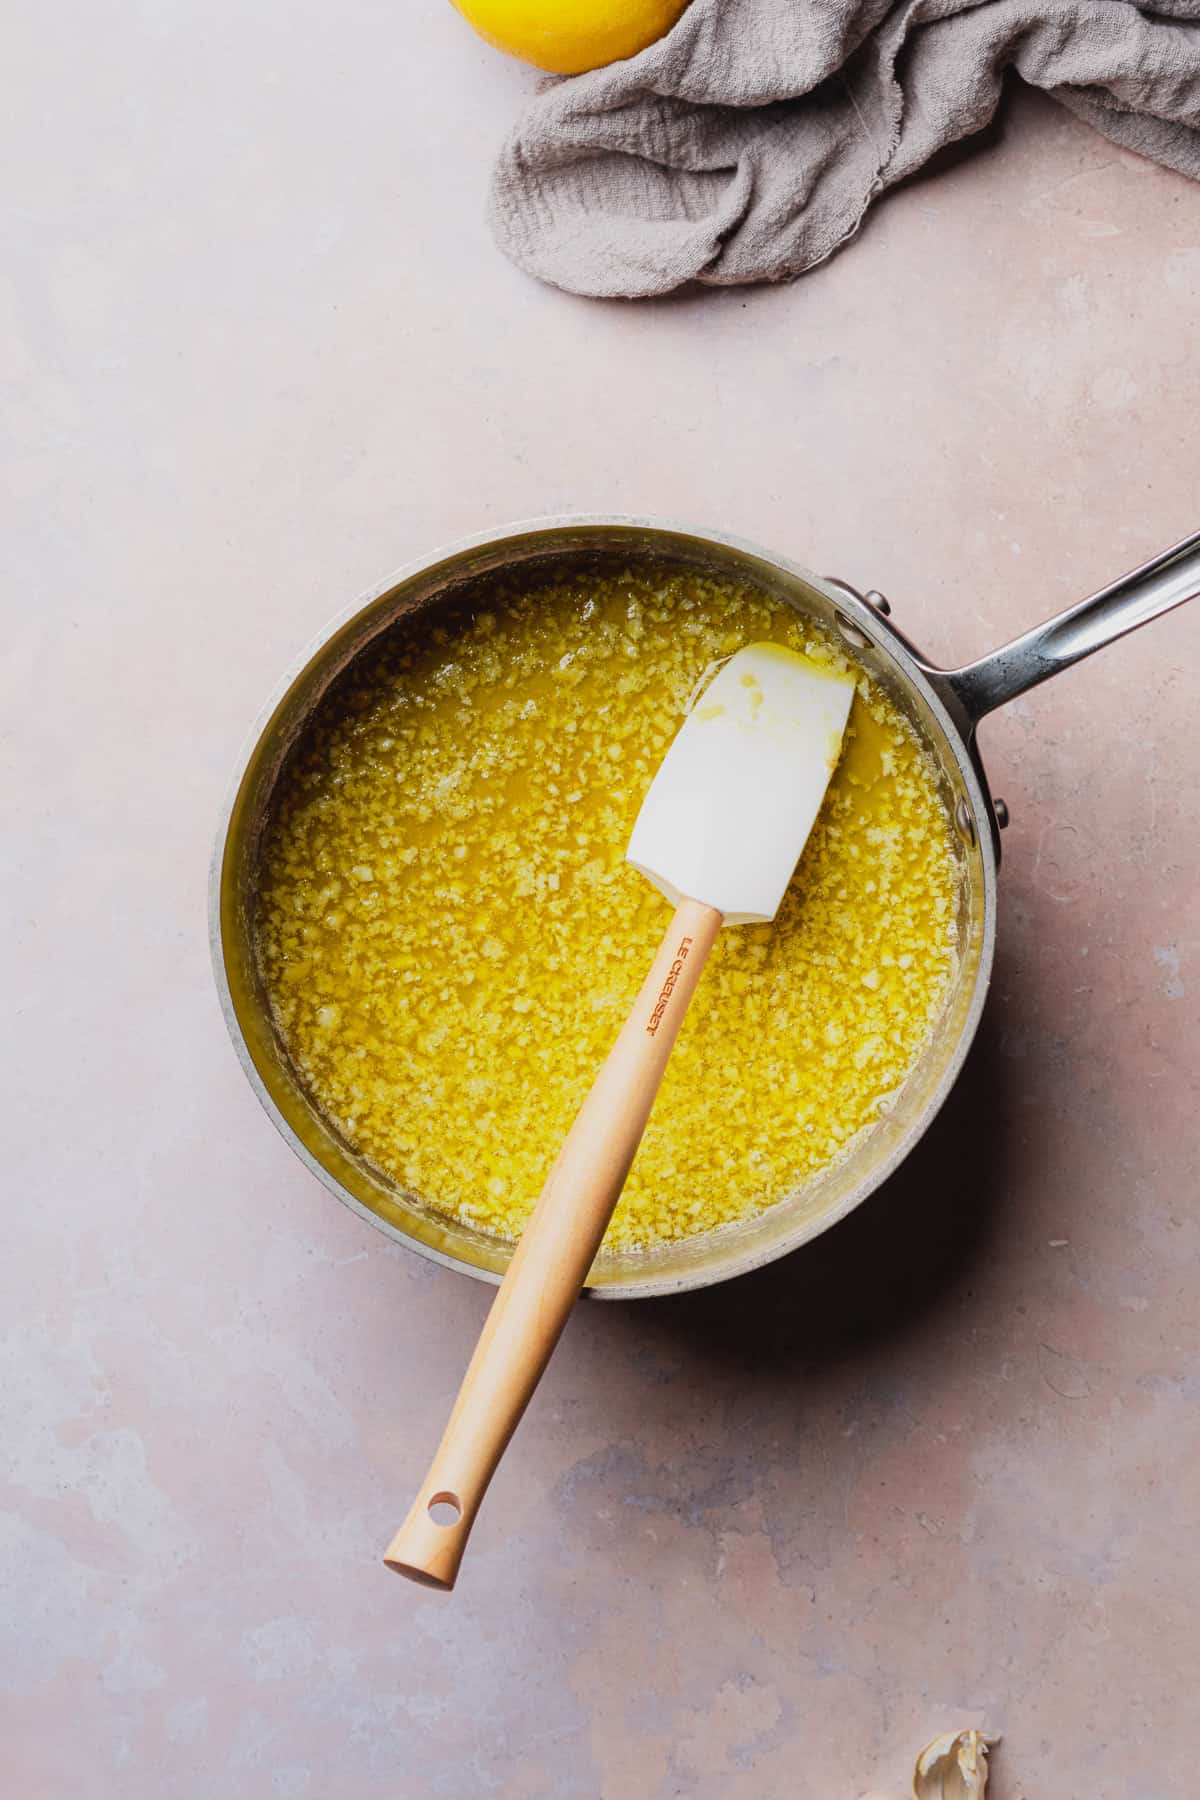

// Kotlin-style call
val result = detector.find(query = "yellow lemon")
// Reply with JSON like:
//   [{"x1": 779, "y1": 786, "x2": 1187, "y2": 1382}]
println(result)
[{"x1": 450, "y1": 0, "x2": 691, "y2": 74}]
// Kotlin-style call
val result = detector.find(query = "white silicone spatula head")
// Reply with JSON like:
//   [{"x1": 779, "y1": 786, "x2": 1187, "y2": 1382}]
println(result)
[{"x1": 626, "y1": 641, "x2": 856, "y2": 924}]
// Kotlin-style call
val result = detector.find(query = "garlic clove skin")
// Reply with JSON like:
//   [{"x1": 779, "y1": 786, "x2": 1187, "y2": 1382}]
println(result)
[
  {"x1": 913, "y1": 1729, "x2": 1000, "y2": 1799},
  {"x1": 858, "y1": 1728, "x2": 1000, "y2": 1800}
]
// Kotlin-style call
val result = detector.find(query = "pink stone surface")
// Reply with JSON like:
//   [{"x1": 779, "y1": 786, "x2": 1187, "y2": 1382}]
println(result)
[{"x1": 5, "y1": 6, "x2": 1200, "y2": 1796}]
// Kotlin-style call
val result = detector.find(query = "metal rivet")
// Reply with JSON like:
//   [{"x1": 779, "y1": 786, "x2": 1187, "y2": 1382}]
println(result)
[
  {"x1": 994, "y1": 798, "x2": 1010, "y2": 829},
  {"x1": 865, "y1": 589, "x2": 892, "y2": 616},
  {"x1": 954, "y1": 797, "x2": 977, "y2": 848},
  {"x1": 834, "y1": 611, "x2": 870, "y2": 650}
]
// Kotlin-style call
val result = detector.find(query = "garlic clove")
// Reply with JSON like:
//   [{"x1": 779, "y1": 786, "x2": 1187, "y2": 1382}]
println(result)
[{"x1": 913, "y1": 1729, "x2": 1000, "y2": 1799}]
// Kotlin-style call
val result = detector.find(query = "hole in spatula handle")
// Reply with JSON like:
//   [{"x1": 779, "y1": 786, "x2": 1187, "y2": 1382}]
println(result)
[{"x1": 427, "y1": 1492, "x2": 461, "y2": 1526}]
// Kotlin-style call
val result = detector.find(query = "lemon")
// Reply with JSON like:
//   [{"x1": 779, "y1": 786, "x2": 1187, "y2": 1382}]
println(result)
[{"x1": 451, "y1": 0, "x2": 690, "y2": 74}]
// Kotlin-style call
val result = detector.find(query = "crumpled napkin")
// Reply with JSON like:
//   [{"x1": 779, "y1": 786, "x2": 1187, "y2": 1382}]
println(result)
[{"x1": 489, "y1": 0, "x2": 1200, "y2": 297}]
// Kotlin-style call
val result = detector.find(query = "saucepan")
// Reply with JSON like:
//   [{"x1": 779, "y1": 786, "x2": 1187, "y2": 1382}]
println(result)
[{"x1": 211, "y1": 516, "x2": 1200, "y2": 1298}]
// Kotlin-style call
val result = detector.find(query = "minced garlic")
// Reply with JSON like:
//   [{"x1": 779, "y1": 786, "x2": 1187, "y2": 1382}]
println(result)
[{"x1": 256, "y1": 565, "x2": 959, "y2": 1251}]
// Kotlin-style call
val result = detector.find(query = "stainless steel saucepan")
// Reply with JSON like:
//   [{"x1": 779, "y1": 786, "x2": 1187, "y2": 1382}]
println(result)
[{"x1": 211, "y1": 517, "x2": 1200, "y2": 1298}]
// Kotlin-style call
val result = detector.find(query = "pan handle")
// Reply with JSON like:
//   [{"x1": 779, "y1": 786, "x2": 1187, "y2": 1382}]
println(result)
[{"x1": 941, "y1": 527, "x2": 1200, "y2": 727}]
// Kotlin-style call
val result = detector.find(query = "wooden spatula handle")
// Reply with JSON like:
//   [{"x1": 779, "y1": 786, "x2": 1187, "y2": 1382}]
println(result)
[{"x1": 384, "y1": 895, "x2": 723, "y2": 1589}]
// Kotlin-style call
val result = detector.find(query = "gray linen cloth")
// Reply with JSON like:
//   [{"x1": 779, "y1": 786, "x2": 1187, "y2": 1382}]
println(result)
[{"x1": 488, "y1": 0, "x2": 1200, "y2": 296}]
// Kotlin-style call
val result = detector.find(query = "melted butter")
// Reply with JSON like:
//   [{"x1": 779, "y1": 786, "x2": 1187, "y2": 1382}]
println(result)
[{"x1": 256, "y1": 566, "x2": 960, "y2": 1250}]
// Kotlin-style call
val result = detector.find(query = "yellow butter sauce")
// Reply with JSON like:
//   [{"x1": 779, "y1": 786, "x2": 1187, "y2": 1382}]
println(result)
[{"x1": 256, "y1": 566, "x2": 959, "y2": 1250}]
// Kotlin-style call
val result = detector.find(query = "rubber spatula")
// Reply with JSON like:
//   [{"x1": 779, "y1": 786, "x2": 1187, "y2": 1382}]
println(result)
[{"x1": 385, "y1": 642, "x2": 856, "y2": 1588}]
